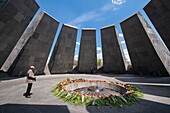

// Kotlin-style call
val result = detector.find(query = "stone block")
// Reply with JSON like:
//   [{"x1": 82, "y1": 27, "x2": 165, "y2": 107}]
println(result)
[
  {"x1": 7, "y1": 11, "x2": 59, "y2": 76},
  {"x1": 120, "y1": 12, "x2": 170, "y2": 76},
  {"x1": 101, "y1": 25, "x2": 126, "y2": 73},
  {"x1": 0, "y1": 0, "x2": 39, "y2": 69},
  {"x1": 78, "y1": 28, "x2": 97, "y2": 73},
  {"x1": 144, "y1": 0, "x2": 170, "y2": 50},
  {"x1": 49, "y1": 24, "x2": 77, "y2": 74}
]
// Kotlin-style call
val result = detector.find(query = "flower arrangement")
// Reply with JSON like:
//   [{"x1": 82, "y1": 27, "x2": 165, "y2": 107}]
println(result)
[{"x1": 51, "y1": 78, "x2": 143, "y2": 107}]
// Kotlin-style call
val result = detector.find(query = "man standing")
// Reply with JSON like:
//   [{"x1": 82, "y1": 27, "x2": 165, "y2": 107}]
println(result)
[{"x1": 25, "y1": 66, "x2": 36, "y2": 98}]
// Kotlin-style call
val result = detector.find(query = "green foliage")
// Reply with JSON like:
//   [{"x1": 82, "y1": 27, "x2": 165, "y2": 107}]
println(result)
[{"x1": 97, "y1": 59, "x2": 102, "y2": 66}]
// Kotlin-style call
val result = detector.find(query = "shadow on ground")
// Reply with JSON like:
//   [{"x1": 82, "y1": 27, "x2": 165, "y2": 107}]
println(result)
[
  {"x1": 113, "y1": 75, "x2": 170, "y2": 98},
  {"x1": 86, "y1": 99, "x2": 170, "y2": 113},
  {"x1": 1, "y1": 99, "x2": 170, "y2": 113},
  {"x1": 0, "y1": 104, "x2": 70, "y2": 113},
  {"x1": 133, "y1": 84, "x2": 170, "y2": 98},
  {"x1": 114, "y1": 76, "x2": 170, "y2": 84}
]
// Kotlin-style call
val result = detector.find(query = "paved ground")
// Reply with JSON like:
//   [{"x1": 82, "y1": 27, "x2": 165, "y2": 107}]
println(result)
[{"x1": 0, "y1": 74, "x2": 170, "y2": 113}]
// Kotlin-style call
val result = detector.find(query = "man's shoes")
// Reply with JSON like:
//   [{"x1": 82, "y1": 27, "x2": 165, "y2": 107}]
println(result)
[
  {"x1": 29, "y1": 93, "x2": 33, "y2": 95},
  {"x1": 25, "y1": 95, "x2": 31, "y2": 98}
]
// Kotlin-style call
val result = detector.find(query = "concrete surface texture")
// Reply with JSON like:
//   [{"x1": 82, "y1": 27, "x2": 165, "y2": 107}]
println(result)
[
  {"x1": 9, "y1": 11, "x2": 59, "y2": 77},
  {"x1": 0, "y1": 0, "x2": 39, "y2": 69},
  {"x1": 0, "y1": 74, "x2": 170, "y2": 113},
  {"x1": 120, "y1": 12, "x2": 170, "y2": 76},
  {"x1": 101, "y1": 25, "x2": 126, "y2": 73},
  {"x1": 144, "y1": 0, "x2": 170, "y2": 51},
  {"x1": 49, "y1": 24, "x2": 77, "y2": 74},
  {"x1": 78, "y1": 29, "x2": 97, "y2": 73}
]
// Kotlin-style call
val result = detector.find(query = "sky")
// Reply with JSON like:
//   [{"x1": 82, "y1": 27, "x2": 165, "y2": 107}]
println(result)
[{"x1": 35, "y1": 0, "x2": 151, "y2": 62}]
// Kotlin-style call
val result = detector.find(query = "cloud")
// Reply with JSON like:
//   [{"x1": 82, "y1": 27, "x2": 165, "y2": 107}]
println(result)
[
  {"x1": 74, "y1": 55, "x2": 78, "y2": 60},
  {"x1": 123, "y1": 48, "x2": 128, "y2": 54},
  {"x1": 97, "y1": 47, "x2": 102, "y2": 51},
  {"x1": 100, "y1": 3, "x2": 119, "y2": 12},
  {"x1": 68, "y1": 11, "x2": 101, "y2": 26},
  {"x1": 123, "y1": 49, "x2": 130, "y2": 62},
  {"x1": 119, "y1": 33, "x2": 124, "y2": 38},
  {"x1": 97, "y1": 52, "x2": 103, "y2": 59},
  {"x1": 68, "y1": 1, "x2": 125, "y2": 26},
  {"x1": 76, "y1": 42, "x2": 80, "y2": 45},
  {"x1": 121, "y1": 41, "x2": 125, "y2": 44},
  {"x1": 112, "y1": 0, "x2": 126, "y2": 5}
]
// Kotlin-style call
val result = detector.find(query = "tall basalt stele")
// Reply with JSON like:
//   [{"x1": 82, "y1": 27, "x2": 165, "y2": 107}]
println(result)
[
  {"x1": 144, "y1": 0, "x2": 170, "y2": 51},
  {"x1": 0, "y1": 0, "x2": 39, "y2": 69},
  {"x1": 101, "y1": 25, "x2": 126, "y2": 73},
  {"x1": 9, "y1": 11, "x2": 59, "y2": 76},
  {"x1": 78, "y1": 28, "x2": 97, "y2": 73},
  {"x1": 120, "y1": 12, "x2": 170, "y2": 76},
  {"x1": 49, "y1": 24, "x2": 78, "y2": 74}
]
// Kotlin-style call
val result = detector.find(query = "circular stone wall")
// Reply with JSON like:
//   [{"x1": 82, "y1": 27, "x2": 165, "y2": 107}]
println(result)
[{"x1": 65, "y1": 81, "x2": 127, "y2": 97}]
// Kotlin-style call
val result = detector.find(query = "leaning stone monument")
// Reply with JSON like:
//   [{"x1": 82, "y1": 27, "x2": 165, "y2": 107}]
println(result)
[
  {"x1": 49, "y1": 24, "x2": 77, "y2": 74},
  {"x1": 78, "y1": 28, "x2": 97, "y2": 73},
  {"x1": 0, "y1": 0, "x2": 39, "y2": 69},
  {"x1": 9, "y1": 11, "x2": 59, "y2": 76},
  {"x1": 120, "y1": 12, "x2": 170, "y2": 76},
  {"x1": 144, "y1": 0, "x2": 170, "y2": 51},
  {"x1": 101, "y1": 25, "x2": 126, "y2": 73}
]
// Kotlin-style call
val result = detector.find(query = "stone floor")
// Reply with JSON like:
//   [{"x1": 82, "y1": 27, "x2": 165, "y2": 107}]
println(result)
[{"x1": 0, "y1": 74, "x2": 170, "y2": 113}]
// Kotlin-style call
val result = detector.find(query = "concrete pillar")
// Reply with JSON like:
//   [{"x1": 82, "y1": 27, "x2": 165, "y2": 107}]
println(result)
[
  {"x1": 78, "y1": 28, "x2": 97, "y2": 73},
  {"x1": 120, "y1": 12, "x2": 170, "y2": 76},
  {"x1": 101, "y1": 25, "x2": 126, "y2": 73},
  {"x1": 49, "y1": 24, "x2": 78, "y2": 74},
  {"x1": 9, "y1": 11, "x2": 59, "y2": 76},
  {"x1": 0, "y1": 0, "x2": 39, "y2": 69},
  {"x1": 144, "y1": 0, "x2": 170, "y2": 51}
]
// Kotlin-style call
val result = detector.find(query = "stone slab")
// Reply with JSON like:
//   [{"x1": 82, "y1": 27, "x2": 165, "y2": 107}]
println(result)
[
  {"x1": 0, "y1": 0, "x2": 39, "y2": 69},
  {"x1": 78, "y1": 29, "x2": 97, "y2": 73},
  {"x1": 8, "y1": 11, "x2": 59, "y2": 76},
  {"x1": 101, "y1": 25, "x2": 126, "y2": 73},
  {"x1": 120, "y1": 12, "x2": 170, "y2": 76},
  {"x1": 144, "y1": 0, "x2": 170, "y2": 51},
  {"x1": 49, "y1": 24, "x2": 77, "y2": 74}
]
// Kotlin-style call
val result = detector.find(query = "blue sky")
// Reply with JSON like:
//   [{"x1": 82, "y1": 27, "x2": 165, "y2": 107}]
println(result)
[{"x1": 35, "y1": 0, "x2": 151, "y2": 61}]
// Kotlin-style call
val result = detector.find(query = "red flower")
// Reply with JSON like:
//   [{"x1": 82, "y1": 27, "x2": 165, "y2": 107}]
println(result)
[{"x1": 109, "y1": 94, "x2": 113, "y2": 97}]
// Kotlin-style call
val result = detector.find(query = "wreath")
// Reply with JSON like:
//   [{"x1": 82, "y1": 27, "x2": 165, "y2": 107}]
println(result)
[{"x1": 51, "y1": 78, "x2": 143, "y2": 107}]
